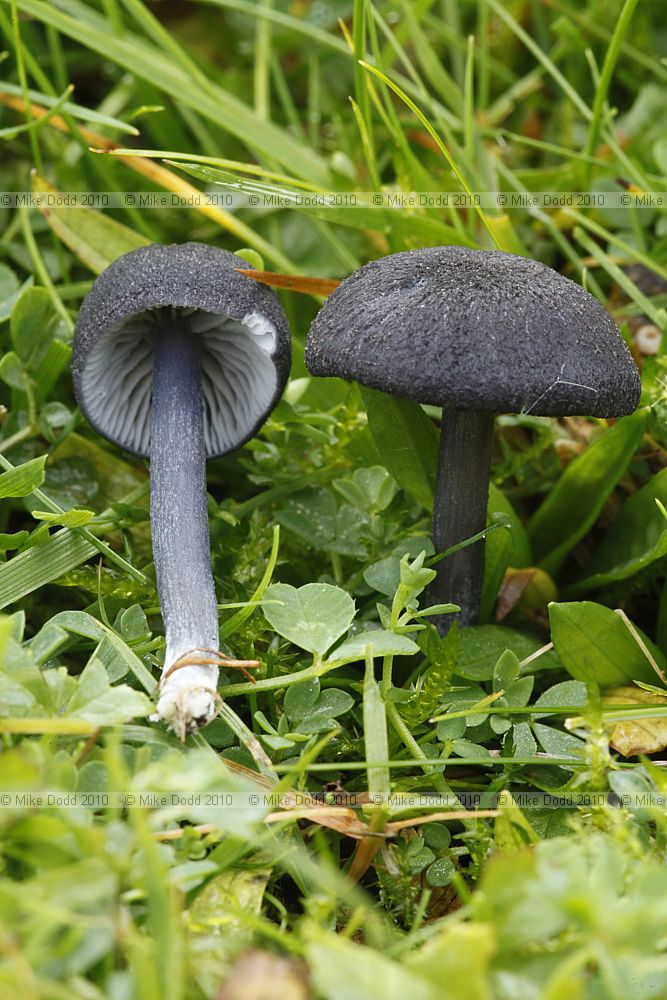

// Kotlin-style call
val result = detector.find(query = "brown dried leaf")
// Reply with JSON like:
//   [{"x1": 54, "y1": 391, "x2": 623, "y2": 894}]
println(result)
[
  {"x1": 604, "y1": 686, "x2": 667, "y2": 756},
  {"x1": 218, "y1": 950, "x2": 311, "y2": 1000},
  {"x1": 214, "y1": 758, "x2": 372, "y2": 839},
  {"x1": 495, "y1": 568, "x2": 536, "y2": 621},
  {"x1": 235, "y1": 269, "x2": 340, "y2": 296}
]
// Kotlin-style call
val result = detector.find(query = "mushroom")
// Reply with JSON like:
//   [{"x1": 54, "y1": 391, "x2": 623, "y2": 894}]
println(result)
[
  {"x1": 72, "y1": 242, "x2": 291, "y2": 734},
  {"x1": 305, "y1": 246, "x2": 641, "y2": 633}
]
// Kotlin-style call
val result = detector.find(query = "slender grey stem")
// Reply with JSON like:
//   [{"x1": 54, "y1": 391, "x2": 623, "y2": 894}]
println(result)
[
  {"x1": 429, "y1": 409, "x2": 495, "y2": 634},
  {"x1": 150, "y1": 319, "x2": 219, "y2": 666}
]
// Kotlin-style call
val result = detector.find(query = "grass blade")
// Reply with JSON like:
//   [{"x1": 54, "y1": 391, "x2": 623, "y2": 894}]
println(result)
[
  {"x1": 0, "y1": 527, "x2": 97, "y2": 608},
  {"x1": 169, "y1": 161, "x2": 473, "y2": 245},
  {"x1": 583, "y1": 0, "x2": 641, "y2": 186},
  {"x1": 572, "y1": 226, "x2": 667, "y2": 330},
  {"x1": 528, "y1": 409, "x2": 649, "y2": 576},
  {"x1": 486, "y1": 0, "x2": 591, "y2": 120},
  {"x1": 358, "y1": 60, "x2": 498, "y2": 247},
  {"x1": 219, "y1": 525, "x2": 280, "y2": 642},
  {"x1": 8, "y1": 0, "x2": 331, "y2": 184},
  {"x1": 32, "y1": 172, "x2": 149, "y2": 273},
  {"x1": 363, "y1": 646, "x2": 391, "y2": 799},
  {"x1": 0, "y1": 80, "x2": 139, "y2": 132}
]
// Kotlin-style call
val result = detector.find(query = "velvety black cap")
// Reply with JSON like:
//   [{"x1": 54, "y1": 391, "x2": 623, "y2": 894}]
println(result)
[
  {"x1": 72, "y1": 242, "x2": 291, "y2": 458},
  {"x1": 305, "y1": 246, "x2": 641, "y2": 417}
]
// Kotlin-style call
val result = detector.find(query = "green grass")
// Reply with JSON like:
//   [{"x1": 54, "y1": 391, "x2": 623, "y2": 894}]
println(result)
[{"x1": 1, "y1": 1, "x2": 667, "y2": 997}]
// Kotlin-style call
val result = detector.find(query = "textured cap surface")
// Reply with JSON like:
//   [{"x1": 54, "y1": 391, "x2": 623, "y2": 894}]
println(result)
[
  {"x1": 305, "y1": 246, "x2": 641, "y2": 417},
  {"x1": 73, "y1": 242, "x2": 291, "y2": 457}
]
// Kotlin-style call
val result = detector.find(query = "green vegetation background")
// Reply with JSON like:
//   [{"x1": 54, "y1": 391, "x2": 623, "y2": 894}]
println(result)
[{"x1": 1, "y1": 1, "x2": 667, "y2": 998}]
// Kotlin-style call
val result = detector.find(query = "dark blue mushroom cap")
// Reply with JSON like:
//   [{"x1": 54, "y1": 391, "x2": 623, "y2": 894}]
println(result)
[
  {"x1": 73, "y1": 242, "x2": 291, "y2": 458},
  {"x1": 305, "y1": 246, "x2": 641, "y2": 417}
]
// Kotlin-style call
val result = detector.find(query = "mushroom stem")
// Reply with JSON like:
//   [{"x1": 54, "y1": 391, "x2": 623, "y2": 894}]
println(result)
[
  {"x1": 429, "y1": 409, "x2": 495, "y2": 634},
  {"x1": 149, "y1": 319, "x2": 220, "y2": 733}
]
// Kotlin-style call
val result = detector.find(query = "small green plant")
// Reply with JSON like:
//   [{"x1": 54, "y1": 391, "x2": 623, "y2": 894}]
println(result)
[{"x1": 1, "y1": 0, "x2": 667, "y2": 997}]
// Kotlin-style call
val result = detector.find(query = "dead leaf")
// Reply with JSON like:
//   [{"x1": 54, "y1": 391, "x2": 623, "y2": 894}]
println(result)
[
  {"x1": 217, "y1": 950, "x2": 310, "y2": 1000},
  {"x1": 424, "y1": 884, "x2": 462, "y2": 921},
  {"x1": 604, "y1": 686, "x2": 667, "y2": 756},
  {"x1": 495, "y1": 568, "x2": 536, "y2": 621},
  {"x1": 179, "y1": 758, "x2": 373, "y2": 840},
  {"x1": 155, "y1": 758, "x2": 496, "y2": 850},
  {"x1": 235, "y1": 269, "x2": 340, "y2": 297}
]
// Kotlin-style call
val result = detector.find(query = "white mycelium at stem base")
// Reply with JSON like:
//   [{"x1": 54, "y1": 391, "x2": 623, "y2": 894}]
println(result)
[
  {"x1": 80, "y1": 302, "x2": 281, "y2": 735},
  {"x1": 148, "y1": 321, "x2": 220, "y2": 732},
  {"x1": 72, "y1": 243, "x2": 292, "y2": 738}
]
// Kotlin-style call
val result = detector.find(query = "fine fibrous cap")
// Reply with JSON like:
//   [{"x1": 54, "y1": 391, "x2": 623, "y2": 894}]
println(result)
[
  {"x1": 73, "y1": 242, "x2": 291, "y2": 458},
  {"x1": 305, "y1": 246, "x2": 641, "y2": 417}
]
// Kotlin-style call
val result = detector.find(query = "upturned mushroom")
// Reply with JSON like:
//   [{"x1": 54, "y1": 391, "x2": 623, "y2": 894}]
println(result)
[
  {"x1": 73, "y1": 242, "x2": 290, "y2": 735},
  {"x1": 305, "y1": 246, "x2": 641, "y2": 633}
]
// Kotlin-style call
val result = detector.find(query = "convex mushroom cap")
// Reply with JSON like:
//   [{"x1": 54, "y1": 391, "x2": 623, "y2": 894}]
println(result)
[
  {"x1": 306, "y1": 246, "x2": 641, "y2": 633},
  {"x1": 305, "y1": 245, "x2": 641, "y2": 417},
  {"x1": 73, "y1": 241, "x2": 291, "y2": 457}
]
